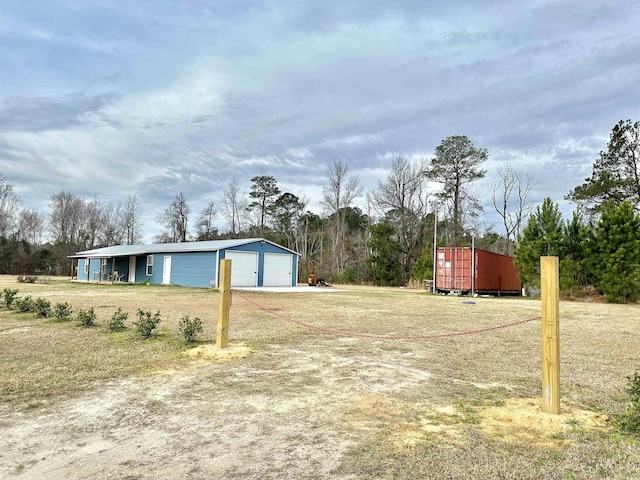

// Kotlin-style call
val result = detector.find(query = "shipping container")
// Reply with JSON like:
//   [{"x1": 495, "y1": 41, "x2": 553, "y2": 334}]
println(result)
[{"x1": 435, "y1": 247, "x2": 521, "y2": 295}]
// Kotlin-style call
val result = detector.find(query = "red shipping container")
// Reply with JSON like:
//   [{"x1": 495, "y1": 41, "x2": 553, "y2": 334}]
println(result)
[{"x1": 436, "y1": 247, "x2": 521, "y2": 295}]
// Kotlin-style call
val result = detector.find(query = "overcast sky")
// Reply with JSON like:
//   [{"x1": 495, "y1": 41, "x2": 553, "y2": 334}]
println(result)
[{"x1": 1, "y1": 0, "x2": 639, "y2": 241}]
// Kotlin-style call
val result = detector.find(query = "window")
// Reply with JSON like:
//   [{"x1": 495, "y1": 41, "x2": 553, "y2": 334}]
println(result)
[
  {"x1": 101, "y1": 258, "x2": 108, "y2": 267},
  {"x1": 84, "y1": 260, "x2": 89, "y2": 274},
  {"x1": 146, "y1": 255, "x2": 154, "y2": 276}
]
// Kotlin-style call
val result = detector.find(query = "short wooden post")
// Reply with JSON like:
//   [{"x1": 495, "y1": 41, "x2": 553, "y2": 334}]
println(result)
[
  {"x1": 541, "y1": 256, "x2": 560, "y2": 414},
  {"x1": 216, "y1": 259, "x2": 232, "y2": 349}
]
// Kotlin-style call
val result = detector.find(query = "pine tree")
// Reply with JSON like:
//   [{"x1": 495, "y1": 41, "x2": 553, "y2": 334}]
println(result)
[
  {"x1": 514, "y1": 198, "x2": 564, "y2": 287},
  {"x1": 424, "y1": 135, "x2": 488, "y2": 245},
  {"x1": 367, "y1": 221, "x2": 402, "y2": 286},
  {"x1": 585, "y1": 201, "x2": 640, "y2": 302},
  {"x1": 247, "y1": 176, "x2": 281, "y2": 236},
  {"x1": 567, "y1": 119, "x2": 640, "y2": 211},
  {"x1": 559, "y1": 210, "x2": 589, "y2": 292}
]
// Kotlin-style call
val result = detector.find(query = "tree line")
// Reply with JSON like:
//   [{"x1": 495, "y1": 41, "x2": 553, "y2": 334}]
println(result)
[
  {"x1": 516, "y1": 119, "x2": 640, "y2": 303},
  {"x1": 2, "y1": 121, "x2": 639, "y2": 302},
  {"x1": 0, "y1": 133, "x2": 524, "y2": 282},
  {"x1": 147, "y1": 135, "x2": 523, "y2": 286}
]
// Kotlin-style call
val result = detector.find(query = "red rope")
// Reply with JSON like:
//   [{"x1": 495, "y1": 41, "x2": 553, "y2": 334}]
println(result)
[{"x1": 232, "y1": 289, "x2": 540, "y2": 340}]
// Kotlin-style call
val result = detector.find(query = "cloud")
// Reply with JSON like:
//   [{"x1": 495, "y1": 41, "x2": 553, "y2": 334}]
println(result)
[
  {"x1": 0, "y1": 0, "x2": 639, "y2": 240},
  {"x1": 0, "y1": 93, "x2": 118, "y2": 132}
]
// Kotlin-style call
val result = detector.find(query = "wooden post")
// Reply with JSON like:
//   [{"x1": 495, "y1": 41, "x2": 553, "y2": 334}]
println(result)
[
  {"x1": 216, "y1": 259, "x2": 232, "y2": 349},
  {"x1": 541, "y1": 256, "x2": 560, "y2": 414}
]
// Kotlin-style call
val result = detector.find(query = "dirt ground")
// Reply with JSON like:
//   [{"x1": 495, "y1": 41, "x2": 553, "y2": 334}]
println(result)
[{"x1": 0, "y1": 280, "x2": 638, "y2": 479}]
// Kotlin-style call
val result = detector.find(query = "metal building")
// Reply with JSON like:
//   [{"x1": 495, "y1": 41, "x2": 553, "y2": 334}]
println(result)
[{"x1": 71, "y1": 238, "x2": 299, "y2": 288}]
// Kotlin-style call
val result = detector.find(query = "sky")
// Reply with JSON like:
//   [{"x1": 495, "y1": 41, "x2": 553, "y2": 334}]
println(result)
[{"x1": 1, "y1": 0, "x2": 639, "y2": 242}]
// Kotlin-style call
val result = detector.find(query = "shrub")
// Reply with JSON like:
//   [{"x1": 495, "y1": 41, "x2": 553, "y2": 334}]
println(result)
[
  {"x1": 340, "y1": 266, "x2": 358, "y2": 284},
  {"x1": 16, "y1": 275, "x2": 38, "y2": 284},
  {"x1": 76, "y1": 308, "x2": 97, "y2": 327},
  {"x1": 1, "y1": 288, "x2": 18, "y2": 309},
  {"x1": 108, "y1": 308, "x2": 129, "y2": 331},
  {"x1": 15, "y1": 295, "x2": 34, "y2": 313},
  {"x1": 615, "y1": 371, "x2": 640, "y2": 437},
  {"x1": 53, "y1": 302, "x2": 74, "y2": 321},
  {"x1": 179, "y1": 315, "x2": 203, "y2": 344},
  {"x1": 134, "y1": 309, "x2": 161, "y2": 338},
  {"x1": 33, "y1": 298, "x2": 51, "y2": 317}
]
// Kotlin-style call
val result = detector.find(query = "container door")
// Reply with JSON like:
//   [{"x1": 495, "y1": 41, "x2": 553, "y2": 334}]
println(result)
[
  {"x1": 454, "y1": 248, "x2": 472, "y2": 291},
  {"x1": 436, "y1": 248, "x2": 453, "y2": 291}
]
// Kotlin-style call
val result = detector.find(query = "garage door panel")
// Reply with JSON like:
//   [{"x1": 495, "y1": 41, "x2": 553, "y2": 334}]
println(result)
[
  {"x1": 264, "y1": 253, "x2": 292, "y2": 287},
  {"x1": 225, "y1": 251, "x2": 258, "y2": 287}
]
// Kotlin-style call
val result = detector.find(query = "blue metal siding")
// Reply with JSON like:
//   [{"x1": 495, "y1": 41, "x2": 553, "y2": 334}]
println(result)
[
  {"x1": 89, "y1": 258, "x2": 102, "y2": 280},
  {"x1": 78, "y1": 258, "x2": 91, "y2": 280},
  {"x1": 133, "y1": 252, "x2": 216, "y2": 287},
  {"x1": 165, "y1": 252, "x2": 217, "y2": 287},
  {"x1": 77, "y1": 239, "x2": 298, "y2": 288},
  {"x1": 138, "y1": 255, "x2": 153, "y2": 282},
  {"x1": 223, "y1": 241, "x2": 298, "y2": 287}
]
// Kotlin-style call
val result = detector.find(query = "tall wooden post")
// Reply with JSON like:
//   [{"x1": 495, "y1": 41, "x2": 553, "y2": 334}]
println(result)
[
  {"x1": 541, "y1": 256, "x2": 560, "y2": 414},
  {"x1": 216, "y1": 259, "x2": 232, "y2": 349}
]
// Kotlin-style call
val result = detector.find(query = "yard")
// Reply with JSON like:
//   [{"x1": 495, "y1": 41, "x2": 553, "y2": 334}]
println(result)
[{"x1": 0, "y1": 276, "x2": 639, "y2": 479}]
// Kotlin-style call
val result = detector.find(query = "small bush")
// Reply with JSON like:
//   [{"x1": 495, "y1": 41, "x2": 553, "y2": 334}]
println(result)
[
  {"x1": 16, "y1": 275, "x2": 38, "y2": 284},
  {"x1": 179, "y1": 315, "x2": 203, "y2": 344},
  {"x1": 1, "y1": 288, "x2": 18, "y2": 309},
  {"x1": 108, "y1": 308, "x2": 129, "y2": 331},
  {"x1": 615, "y1": 371, "x2": 640, "y2": 437},
  {"x1": 15, "y1": 295, "x2": 34, "y2": 313},
  {"x1": 76, "y1": 307, "x2": 97, "y2": 327},
  {"x1": 53, "y1": 302, "x2": 74, "y2": 321},
  {"x1": 134, "y1": 309, "x2": 161, "y2": 338},
  {"x1": 340, "y1": 266, "x2": 358, "y2": 284},
  {"x1": 33, "y1": 298, "x2": 51, "y2": 317}
]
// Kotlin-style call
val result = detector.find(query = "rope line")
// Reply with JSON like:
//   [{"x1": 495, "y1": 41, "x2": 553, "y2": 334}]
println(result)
[{"x1": 231, "y1": 289, "x2": 540, "y2": 340}]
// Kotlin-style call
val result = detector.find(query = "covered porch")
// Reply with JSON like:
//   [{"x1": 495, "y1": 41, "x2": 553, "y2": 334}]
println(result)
[{"x1": 71, "y1": 255, "x2": 141, "y2": 284}]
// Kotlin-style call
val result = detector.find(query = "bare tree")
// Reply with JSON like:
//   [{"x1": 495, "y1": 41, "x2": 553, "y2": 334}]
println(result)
[
  {"x1": 321, "y1": 160, "x2": 363, "y2": 275},
  {"x1": 195, "y1": 201, "x2": 218, "y2": 240},
  {"x1": 121, "y1": 195, "x2": 144, "y2": 245},
  {"x1": 17, "y1": 209, "x2": 44, "y2": 244},
  {"x1": 100, "y1": 201, "x2": 125, "y2": 246},
  {"x1": 372, "y1": 156, "x2": 427, "y2": 281},
  {"x1": 0, "y1": 173, "x2": 20, "y2": 238},
  {"x1": 83, "y1": 199, "x2": 102, "y2": 248},
  {"x1": 492, "y1": 165, "x2": 534, "y2": 255},
  {"x1": 221, "y1": 177, "x2": 247, "y2": 236},
  {"x1": 49, "y1": 191, "x2": 85, "y2": 245},
  {"x1": 156, "y1": 192, "x2": 190, "y2": 243},
  {"x1": 294, "y1": 209, "x2": 323, "y2": 271}
]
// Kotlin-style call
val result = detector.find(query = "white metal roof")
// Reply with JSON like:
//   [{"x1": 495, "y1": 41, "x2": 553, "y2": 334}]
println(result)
[{"x1": 70, "y1": 238, "x2": 299, "y2": 258}]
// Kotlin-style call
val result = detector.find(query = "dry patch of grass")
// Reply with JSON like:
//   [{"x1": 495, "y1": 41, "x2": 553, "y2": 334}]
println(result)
[
  {"x1": 181, "y1": 342, "x2": 252, "y2": 361},
  {"x1": 479, "y1": 397, "x2": 610, "y2": 445},
  {"x1": 346, "y1": 393, "x2": 611, "y2": 451}
]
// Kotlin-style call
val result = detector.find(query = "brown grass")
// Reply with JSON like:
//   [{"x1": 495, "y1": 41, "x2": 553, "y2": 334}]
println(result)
[{"x1": 1, "y1": 277, "x2": 639, "y2": 479}]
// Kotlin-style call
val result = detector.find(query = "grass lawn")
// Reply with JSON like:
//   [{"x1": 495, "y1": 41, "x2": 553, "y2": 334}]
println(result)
[{"x1": 0, "y1": 275, "x2": 639, "y2": 479}]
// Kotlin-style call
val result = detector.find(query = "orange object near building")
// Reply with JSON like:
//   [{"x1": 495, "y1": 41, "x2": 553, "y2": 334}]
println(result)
[{"x1": 436, "y1": 247, "x2": 521, "y2": 295}]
